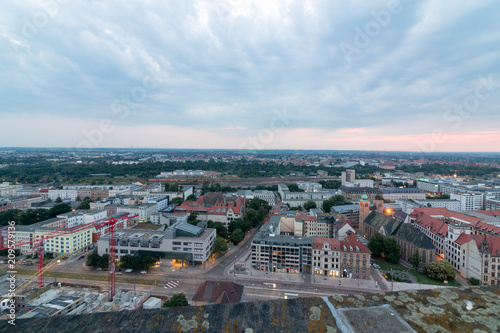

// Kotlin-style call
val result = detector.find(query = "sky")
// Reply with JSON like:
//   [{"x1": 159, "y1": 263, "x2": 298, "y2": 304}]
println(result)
[{"x1": 1, "y1": 0, "x2": 500, "y2": 152}]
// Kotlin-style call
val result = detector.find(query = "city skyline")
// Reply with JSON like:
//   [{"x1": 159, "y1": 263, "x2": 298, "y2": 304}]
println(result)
[{"x1": 1, "y1": 1, "x2": 500, "y2": 152}]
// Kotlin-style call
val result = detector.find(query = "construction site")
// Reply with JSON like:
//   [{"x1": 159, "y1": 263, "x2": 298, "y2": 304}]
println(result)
[{"x1": 0, "y1": 215, "x2": 165, "y2": 321}]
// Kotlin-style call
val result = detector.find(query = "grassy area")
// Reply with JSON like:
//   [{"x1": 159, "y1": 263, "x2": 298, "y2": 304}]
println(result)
[
  {"x1": 374, "y1": 258, "x2": 407, "y2": 271},
  {"x1": 15, "y1": 269, "x2": 156, "y2": 286},
  {"x1": 131, "y1": 223, "x2": 163, "y2": 230},
  {"x1": 409, "y1": 269, "x2": 461, "y2": 287},
  {"x1": 375, "y1": 259, "x2": 462, "y2": 287}
]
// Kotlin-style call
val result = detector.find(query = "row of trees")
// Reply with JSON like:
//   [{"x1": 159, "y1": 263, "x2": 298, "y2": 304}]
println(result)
[
  {"x1": 86, "y1": 250, "x2": 109, "y2": 268},
  {"x1": 86, "y1": 250, "x2": 157, "y2": 271},
  {"x1": 0, "y1": 203, "x2": 72, "y2": 227}
]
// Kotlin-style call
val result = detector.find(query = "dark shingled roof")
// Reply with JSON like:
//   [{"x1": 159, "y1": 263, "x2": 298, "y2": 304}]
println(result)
[
  {"x1": 192, "y1": 281, "x2": 244, "y2": 304},
  {"x1": 365, "y1": 212, "x2": 435, "y2": 250},
  {"x1": 2, "y1": 287, "x2": 499, "y2": 333}
]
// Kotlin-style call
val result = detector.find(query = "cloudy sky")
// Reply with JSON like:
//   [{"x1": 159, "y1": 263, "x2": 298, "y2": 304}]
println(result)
[{"x1": 1, "y1": 0, "x2": 499, "y2": 152}]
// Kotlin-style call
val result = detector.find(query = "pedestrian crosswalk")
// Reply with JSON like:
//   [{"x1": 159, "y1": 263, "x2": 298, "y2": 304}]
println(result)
[{"x1": 164, "y1": 280, "x2": 179, "y2": 289}]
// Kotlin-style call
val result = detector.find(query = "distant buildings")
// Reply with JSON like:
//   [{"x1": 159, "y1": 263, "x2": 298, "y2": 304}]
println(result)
[
  {"x1": 278, "y1": 184, "x2": 336, "y2": 209},
  {"x1": 157, "y1": 170, "x2": 217, "y2": 178},
  {"x1": 379, "y1": 188, "x2": 426, "y2": 201},
  {"x1": 341, "y1": 169, "x2": 355, "y2": 186},
  {"x1": 174, "y1": 193, "x2": 245, "y2": 226}
]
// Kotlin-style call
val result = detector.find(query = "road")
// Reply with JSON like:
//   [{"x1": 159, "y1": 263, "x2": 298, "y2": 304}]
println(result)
[
  {"x1": 204, "y1": 227, "x2": 258, "y2": 276},
  {"x1": 15, "y1": 225, "x2": 383, "y2": 302}
]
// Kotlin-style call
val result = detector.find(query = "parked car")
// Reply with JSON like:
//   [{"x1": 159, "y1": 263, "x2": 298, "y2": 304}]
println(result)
[
  {"x1": 78, "y1": 255, "x2": 85, "y2": 260},
  {"x1": 140, "y1": 270, "x2": 147, "y2": 274},
  {"x1": 124, "y1": 269, "x2": 133, "y2": 273}
]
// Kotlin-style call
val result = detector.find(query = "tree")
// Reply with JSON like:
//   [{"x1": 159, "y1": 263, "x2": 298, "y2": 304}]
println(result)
[
  {"x1": 170, "y1": 197, "x2": 183, "y2": 205},
  {"x1": 207, "y1": 221, "x2": 228, "y2": 239},
  {"x1": 163, "y1": 293, "x2": 189, "y2": 307},
  {"x1": 303, "y1": 200, "x2": 317, "y2": 211},
  {"x1": 119, "y1": 254, "x2": 156, "y2": 271},
  {"x1": 185, "y1": 194, "x2": 197, "y2": 201},
  {"x1": 322, "y1": 195, "x2": 351, "y2": 213},
  {"x1": 187, "y1": 212, "x2": 199, "y2": 225},
  {"x1": 383, "y1": 237, "x2": 401, "y2": 263},
  {"x1": 85, "y1": 249, "x2": 108, "y2": 268},
  {"x1": 244, "y1": 209, "x2": 260, "y2": 228},
  {"x1": 424, "y1": 261, "x2": 456, "y2": 281},
  {"x1": 228, "y1": 219, "x2": 244, "y2": 233},
  {"x1": 367, "y1": 233, "x2": 384, "y2": 257},
  {"x1": 213, "y1": 236, "x2": 228, "y2": 254},
  {"x1": 230, "y1": 229, "x2": 245, "y2": 245},
  {"x1": 55, "y1": 196, "x2": 63, "y2": 203},
  {"x1": 409, "y1": 250, "x2": 422, "y2": 270},
  {"x1": 77, "y1": 197, "x2": 92, "y2": 210}
]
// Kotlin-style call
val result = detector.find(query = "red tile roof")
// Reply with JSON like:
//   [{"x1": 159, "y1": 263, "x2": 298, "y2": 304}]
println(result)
[
  {"x1": 455, "y1": 233, "x2": 474, "y2": 246},
  {"x1": 340, "y1": 233, "x2": 371, "y2": 254},
  {"x1": 413, "y1": 211, "x2": 448, "y2": 236},
  {"x1": 472, "y1": 234, "x2": 500, "y2": 256},
  {"x1": 471, "y1": 221, "x2": 500, "y2": 235},
  {"x1": 313, "y1": 237, "x2": 340, "y2": 250},
  {"x1": 476, "y1": 210, "x2": 500, "y2": 217}
]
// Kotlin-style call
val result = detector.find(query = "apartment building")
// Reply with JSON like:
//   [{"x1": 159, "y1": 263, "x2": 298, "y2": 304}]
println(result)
[
  {"x1": 312, "y1": 238, "x2": 341, "y2": 277},
  {"x1": 251, "y1": 216, "x2": 312, "y2": 274},
  {"x1": 486, "y1": 199, "x2": 500, "y2": 210},
  {"x1": 145, "y1": 195, "x2": 170, "y2": 212},
  {"x1": 339, "y1": 233, "x2": 372, "y2": 279},
  {"x1": 48, "y1": 189, "x2": 78, "y2": 201},
  {"x1": 253, "y1": 190, "x2": 277, "y2": 205},
  {"x1": 413, "y1": 199, "x2": 461, "y2": 211},
  {"x1": 341, "y1": 170, "x2": 355, "y2": 186},
  {"x1": 56, "y1": 210, "x2": 107, "y2": 228},
  {"x1": 454, "y1": 233, "x2": 500, "y2": 286},
  {"x1": 450, "y1": 192, "x2": 484, "y2": 211}
]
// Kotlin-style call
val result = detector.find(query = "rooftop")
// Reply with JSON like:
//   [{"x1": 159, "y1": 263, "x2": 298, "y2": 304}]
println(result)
[{"x1": 5, "y1": 286, "x2": 500, "y2": 333}]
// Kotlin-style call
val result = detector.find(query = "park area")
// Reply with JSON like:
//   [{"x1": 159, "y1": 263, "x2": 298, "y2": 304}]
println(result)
[{"x1": 375, "y1": 259, "x2": 462, "y2": 287}]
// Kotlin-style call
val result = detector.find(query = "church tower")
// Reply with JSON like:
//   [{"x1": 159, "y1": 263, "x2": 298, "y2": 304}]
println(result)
[
  {"x1": 373, "y1": 195, "x2": 384, "y2": 214},
  {"x1": 359, "y1": 194, "x2": 371, "y2": 237}
]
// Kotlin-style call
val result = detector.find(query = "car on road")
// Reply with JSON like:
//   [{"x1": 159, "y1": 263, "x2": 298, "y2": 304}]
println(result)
[
  {"x1": 97, "y1": 268, "x2": 102, "y2": 271},
  {"x1": 140, "y1": 270, "x2": 147, "y2": 274},
  {"x1": 124, "y1": 269, "x2": 133, "y2": 273},
  {"x1": 78, "y1": 256, "x2": 85, "y2": 260},
  {"x1": 372, "y1": 264, "x2": 380, "y2": 269}
]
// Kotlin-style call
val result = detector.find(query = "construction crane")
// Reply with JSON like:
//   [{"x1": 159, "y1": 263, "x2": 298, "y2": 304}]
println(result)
[{"x1": 0, "y1": 214, "x2": 137, "y2": 300}]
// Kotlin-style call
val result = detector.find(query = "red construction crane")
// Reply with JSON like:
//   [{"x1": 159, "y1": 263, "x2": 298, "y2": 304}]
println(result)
[{"x1": 0, "y1": 214, "x2": 137, "y2": 294}]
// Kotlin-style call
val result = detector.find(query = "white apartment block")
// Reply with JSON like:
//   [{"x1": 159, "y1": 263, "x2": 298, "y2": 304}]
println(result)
[
  {"x1": 450, "y1": 192, "x2": 484, "y2": 211},
  {"x1": 416, "y1": 180, "x2": 441, "y2": 194},
  {"x1": 253, "y1": 190, "x2": 277, "y2": 205},
  {"x1": 146, "y1": 196, "x2": 170, "y2": 212},
  {"x1": 57, "y1": 210, "x2": 107, "y2": 228},
  {"x1": 380, "y1": 188, "x2": 426, "y2": 201},
  {"x1": 414, "y1": 200, "x2": 461, "y2": 211},
  {"x1": 48, "y1": 189, "x2": 78, "y2": 201}
]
